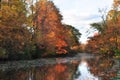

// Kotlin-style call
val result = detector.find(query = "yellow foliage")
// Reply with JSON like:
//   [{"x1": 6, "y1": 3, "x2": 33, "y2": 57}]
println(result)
[{"x1": 47, "y1": 32, "x2": 55, "y2": 38}]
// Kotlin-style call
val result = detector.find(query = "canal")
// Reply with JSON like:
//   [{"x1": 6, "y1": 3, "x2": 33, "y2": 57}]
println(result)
[{"x1": 0, "y1": 53, "x2": 119, "y2": 80}]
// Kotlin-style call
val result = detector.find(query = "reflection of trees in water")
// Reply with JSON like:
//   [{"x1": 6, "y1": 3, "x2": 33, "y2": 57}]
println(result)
[
  {"x1": 0, "y1": 57, "x2": 118, "y2": 80},
  {"x1": 73, "y1": 57, "x2": 117, "y2": 80},
  {"x1": 0, "y1": 69, "x2": 31, "y2": 80},
  {"x1": 73, "y1": 58, "x2": 99, "y2": 80},
  {"x1": 35, "y1": 63, "x2": 77, "y2": 80},
  {"x1": 0, "y1": 63, "x2": 78, "y2": 80},
  {"x1": 87, "y1": 57, "x2": 117, "y2": 80}
]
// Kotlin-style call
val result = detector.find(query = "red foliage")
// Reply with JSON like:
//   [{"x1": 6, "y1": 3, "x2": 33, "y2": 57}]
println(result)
[{"x1": 56, "y1": 39, "x2": 68, "y2": 54}]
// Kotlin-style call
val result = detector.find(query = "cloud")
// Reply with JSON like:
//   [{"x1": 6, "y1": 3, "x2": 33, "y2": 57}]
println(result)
[
  {"x1": 52, "y1": 0, "x2": 113, "y2": 43},
  {"x1": 62, "y1": 12, "x2": 101, "y2": 27}
]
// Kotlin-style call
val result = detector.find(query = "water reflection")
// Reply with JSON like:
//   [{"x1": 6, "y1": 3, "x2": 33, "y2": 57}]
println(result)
[
  {"x1": 73, "y1": 58, "x2": 99, "y2": 80},
  {"x1": 0, "y1": 63, "x2": 77, "y2": 80},
  {"x1": 0, "y1": 56, "x2": 118, "y2": 80}
]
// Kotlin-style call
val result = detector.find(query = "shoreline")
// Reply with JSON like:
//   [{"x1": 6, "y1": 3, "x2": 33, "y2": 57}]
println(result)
[{"x1": 0, "y1": 53, "x2": 119, "y2": 72}]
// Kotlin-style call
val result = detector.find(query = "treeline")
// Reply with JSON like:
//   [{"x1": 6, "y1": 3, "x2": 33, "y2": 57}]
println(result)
[
  {"x1": 0, "y1": 0, "x2": 81, "y2": 60},
  {"x1": 85, "y1": 0, "x2": 120, "y2": 58}
]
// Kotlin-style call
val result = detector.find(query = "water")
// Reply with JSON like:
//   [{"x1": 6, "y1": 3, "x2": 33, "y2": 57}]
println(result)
[
  {"x1": 0, "y1": 53, "x2": 119, "y2": 80},
  {"x1": 73, "y1": 58, "x2": 99, "y2": 80}
]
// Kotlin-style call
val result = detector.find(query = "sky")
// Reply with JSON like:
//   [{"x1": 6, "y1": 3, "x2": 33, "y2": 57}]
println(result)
[{"x1": 52, "y1": 0, "x2": 113, "y2": 43}]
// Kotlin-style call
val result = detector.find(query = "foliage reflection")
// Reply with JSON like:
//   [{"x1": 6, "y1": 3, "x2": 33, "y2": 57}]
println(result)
[{"x1": 0, "y1": 57, "x2": 118, "y2": 80}]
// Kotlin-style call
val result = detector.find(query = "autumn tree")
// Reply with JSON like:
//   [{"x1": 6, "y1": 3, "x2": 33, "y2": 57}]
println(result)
[
  {"x1": 0, "y1": 0, "x2": 32, "y2": 59},
  {"x1": 33, "y1": 0, "x2": 74, "y2": 56},
  {"x1": 86, "y1": 1, "x2": 120, "y2": 57},
  {"x1": 113, "y1": 0, "x2": 120, "y2": 9},
  {"x1": 0, "y1": 0, "x2": 81, "y2": 60}
]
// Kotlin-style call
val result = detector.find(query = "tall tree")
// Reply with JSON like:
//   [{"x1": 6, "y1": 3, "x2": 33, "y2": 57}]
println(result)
[
  {"x1": 33, "y1": 0, "x2": 68, "y2": 55},
  {"x1": 0, "y1": 0, "x2": 32, "y2": 59}
]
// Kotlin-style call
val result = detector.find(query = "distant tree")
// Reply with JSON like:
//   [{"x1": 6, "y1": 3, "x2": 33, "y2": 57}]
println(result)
[{"x1": 63, "y1": 24, "x2": 81, "y2": 48}]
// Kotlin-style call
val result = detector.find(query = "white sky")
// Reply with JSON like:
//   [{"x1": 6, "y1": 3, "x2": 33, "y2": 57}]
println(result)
[{"x1": 52, "y1": 0, "x2": 113, "y2": 43}]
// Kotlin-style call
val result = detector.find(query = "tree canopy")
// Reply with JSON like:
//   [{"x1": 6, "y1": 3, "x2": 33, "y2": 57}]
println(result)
[
  {"x1": 85, "y1": 0, "x2": 120, "y2": 58},
  {"x1": 0, "y1": 0, "x2": 81, "y2": 59}
]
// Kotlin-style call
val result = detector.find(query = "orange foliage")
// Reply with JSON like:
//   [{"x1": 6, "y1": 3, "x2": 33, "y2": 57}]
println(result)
[
  {"x1": 34, "y1": 0, "x2": 70, "y2": 55},
  {"x1": 54, "y1": 64, "x2": 67, "y2": 73},
  {"x1": 56, "y1": 39, "x2": 68, "y2": 54},
  {"x1": 113, "y1": 0, "x2": 120, "y2": 8},
  {"x1": 46, "y1": 75, "x2": 55, "y2": 80},
  {"x1": 56, "y1": 39, "x2": 67, "y2": 47}
]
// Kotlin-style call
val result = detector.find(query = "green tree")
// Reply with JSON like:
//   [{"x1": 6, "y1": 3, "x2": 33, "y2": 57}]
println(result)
[{"x1": 63, "y1": 24, "x2": 81, "y2": 47}]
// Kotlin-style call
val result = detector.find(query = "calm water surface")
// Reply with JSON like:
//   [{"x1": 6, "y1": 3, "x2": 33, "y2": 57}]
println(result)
[{"x1": 0, "y1": 54, "x2": 119, "y2": 80}]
